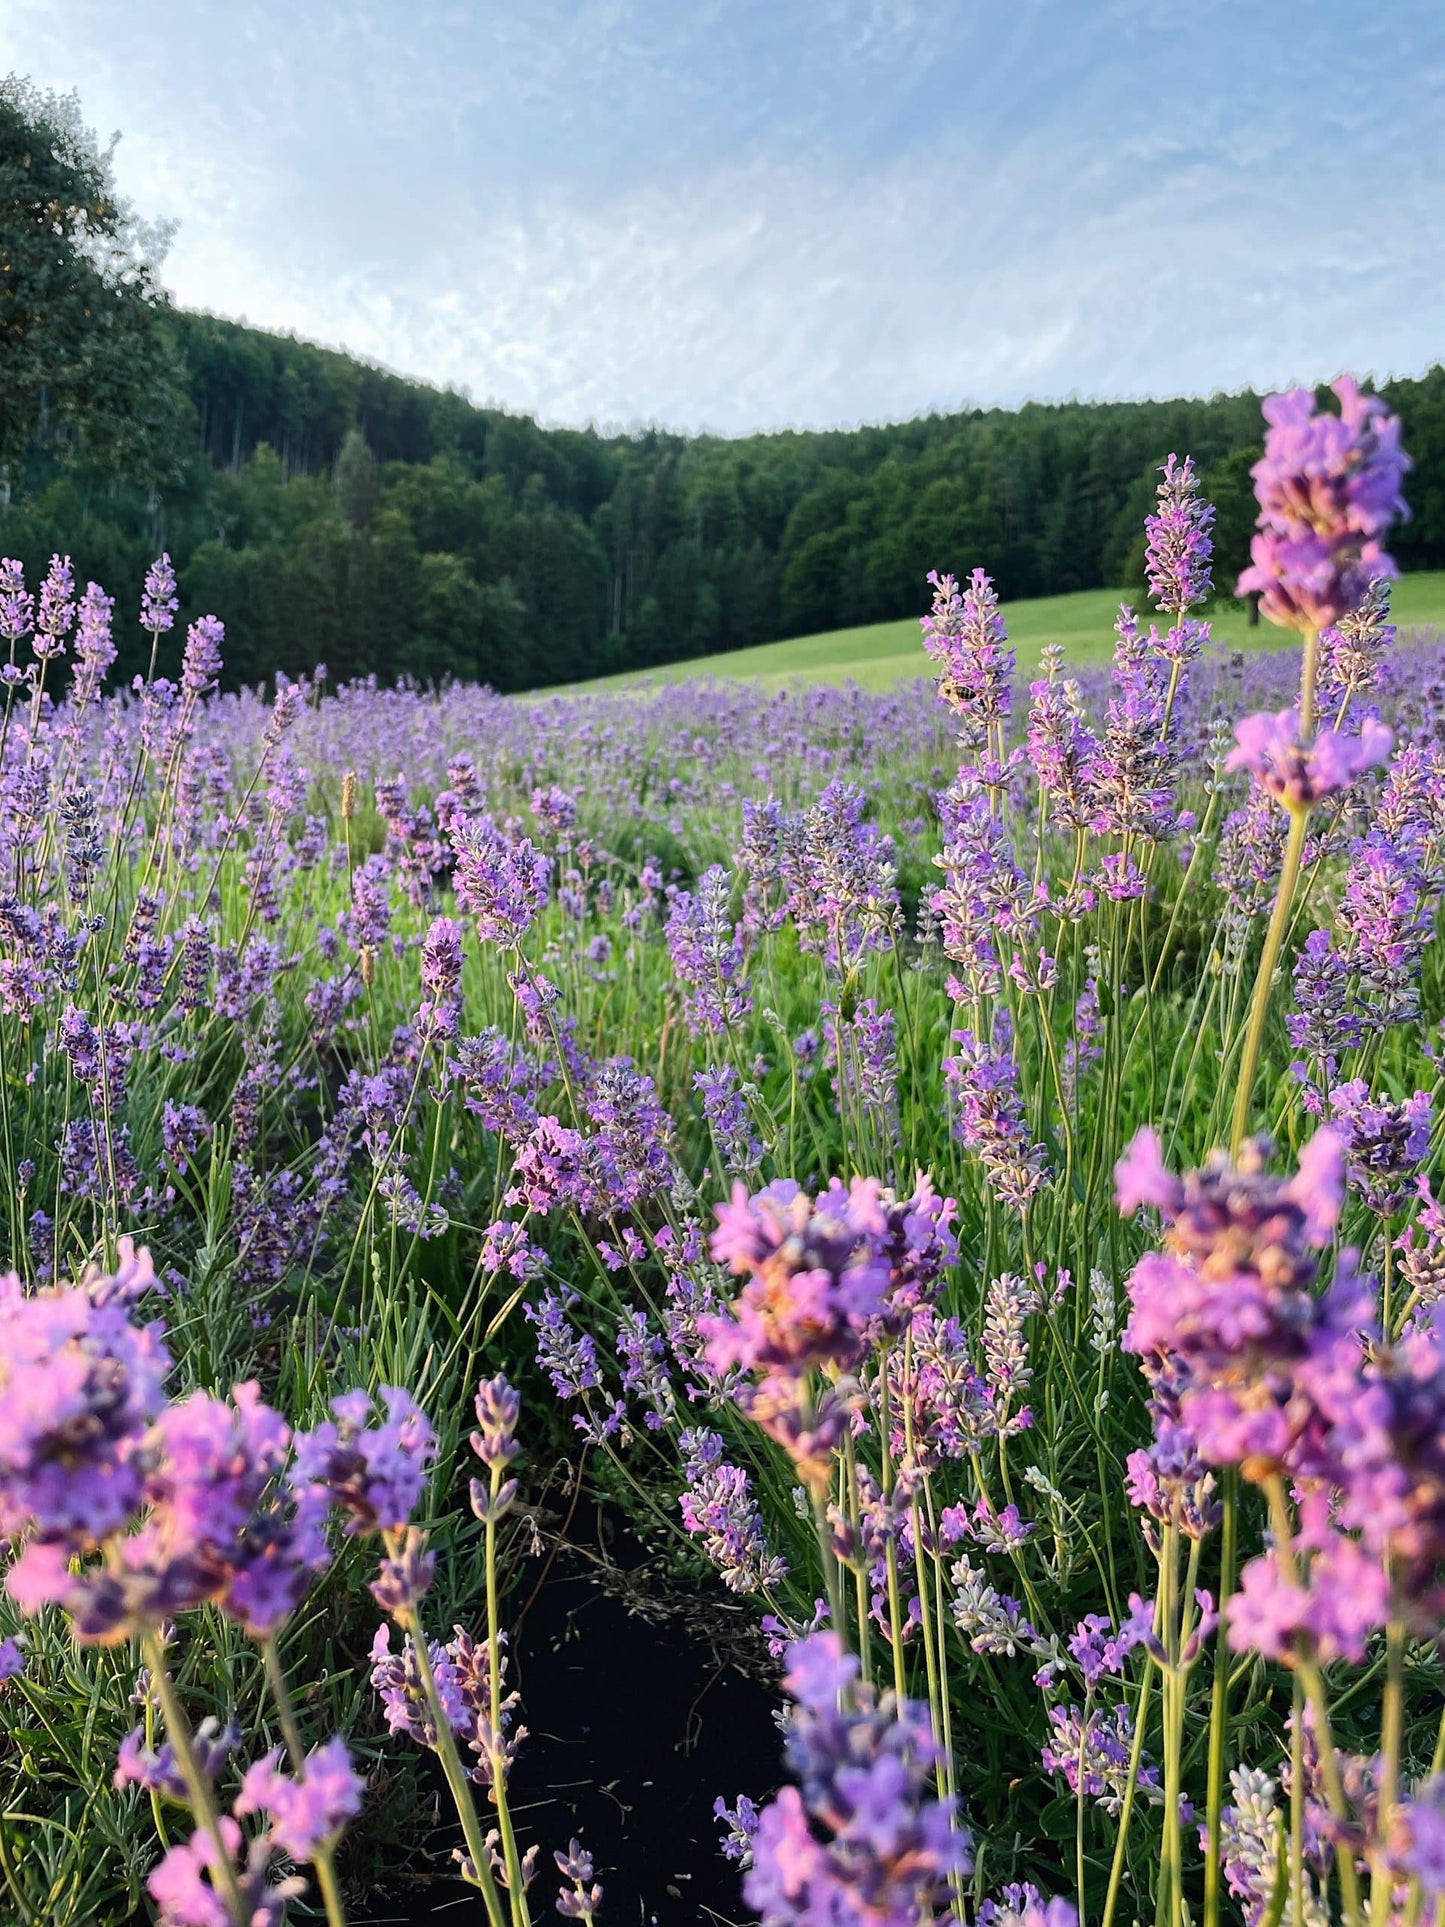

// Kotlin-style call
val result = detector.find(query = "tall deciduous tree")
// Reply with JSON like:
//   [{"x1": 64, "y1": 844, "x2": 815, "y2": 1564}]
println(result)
[{"x1": 0, "y1": 75, "x2": 188, "y2": 481}]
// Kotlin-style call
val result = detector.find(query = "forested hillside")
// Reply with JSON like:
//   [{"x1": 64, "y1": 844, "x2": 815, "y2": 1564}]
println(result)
[{"x1": 7, "y1": 307, "x2": 1445, "y2": 690}]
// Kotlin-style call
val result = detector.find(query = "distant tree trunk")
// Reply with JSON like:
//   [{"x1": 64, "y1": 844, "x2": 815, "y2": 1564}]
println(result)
[{"x1": 1247, "y1": 592, "x2": 1259, "y2": 627}]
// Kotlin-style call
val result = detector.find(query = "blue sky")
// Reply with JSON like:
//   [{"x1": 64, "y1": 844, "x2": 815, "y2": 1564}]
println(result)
[{"x1": 4, "y1": 0, "x2": 1443, "y2": 434}]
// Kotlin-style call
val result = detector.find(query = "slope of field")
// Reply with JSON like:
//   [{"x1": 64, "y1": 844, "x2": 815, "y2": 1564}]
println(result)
[{"x1": 561, "y1": 572, "x2": 1445, "y2": 694}]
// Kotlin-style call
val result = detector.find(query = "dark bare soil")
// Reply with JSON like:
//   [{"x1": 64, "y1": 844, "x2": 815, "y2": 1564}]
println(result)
[{"x1": 355, "y1": 1502, "x2": 780, "y2": 1925}]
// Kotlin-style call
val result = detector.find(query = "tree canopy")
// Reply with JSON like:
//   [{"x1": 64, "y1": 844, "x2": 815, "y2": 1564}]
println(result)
[{"x1": 0, "y1": 76, "x2": 187, "y2": 483}]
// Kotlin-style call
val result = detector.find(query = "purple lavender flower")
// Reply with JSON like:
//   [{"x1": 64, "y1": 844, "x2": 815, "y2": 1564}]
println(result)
[
  {"x1": 979, "y1": 1885, "x2": 1078, "y2": 1927},
  {"x1": 235, "y1": 1735, "x2": 364, "y2": 1860},
  {"x1": 293, "y1": 1386, "x2": 436, "y2": 1538},
  {"x1": 678, "y1": 1428, "x2": 787, "y2": 1593},
  {"x1": 1319, "y1": 575, "x2": 1395, "y2": 708},
  {"x1": 1327, "y1": 1079, "x2": 1432, "y2": 1214},
  {"x1": 1226, "y1": 709, "x2": 1392, "y2": 807},
  {"x1": 141, "y1": 554, "x2": 179, "y2": 636},
  {"x1": 694, "y1": 1063, "x2": 763, "y2": 1175},
  {"x1": 68, "y1": 581, "x2": 116, "y2": 707},
  {"x1": 1145, "y1": 454, "x2": 1214, "y2": 616},
  {"x1": 943, "y1": 1029, "x2": 1049, "y2": 1214},
  {"x1": 1027, "y1": 662, "x2": 1098, "y2": 833},
  {"x1": 525, "y1": 1287, "x2": 622, "y2": 1442},
  {"x1": 745, "y1": 1632, "x2": 970, "y2": 1925},
  {"x1": 1085, "y1": 606, "x2": 1177, "y2": 840},
  {"x1": 1337, "y1": 826, "x2": 1431, "y2": 1031},
  {"x1": 823, "y1": 996, "x2": 900, "y2": 1152},
  {"x1": 416, "y1": 914, "x2": 465, "y2": 1040},
  {"x1": 583, "y1": 1056, "x2": 673, "y2": 1210},
  {"x1": 34, "y1": 554, "x2": 75, "y2": 661},
  {"x1": 1392, "y1": 1777, "x2": 1445, "y2": 1897},
  {"x1": 921, "y1": 567, "x2": 1014, "y2": 742},
  {"x1": 180, "y1": 614, "x2": 224, "y2": 705},
  {"x1": 555, "y1": 1837, "x2": 603, "y2": 1922},
  {"x1": 0, "y1": 558, "x2": 33, "y2": 646},
  {"x1": 1042, "y1": 1702, "x2": 1155, "y2": 1815},
  {"x1": 0, "y1": 1243, "x2": 167, "y2": 1556},
  {"x1": 451, "y1": 813, "x2": 549, "y2": 946},
  {"x1": 714, "y1": 1791, "x2": 761, "y2": 1867},
  {"x1": 666, "y1": 865, "x2": 751, "y2": 1035},
  {"x1": 787, "y1": 782, "x2": 899, "y2": 972},
  {"x1": 1238, "y1": 378, "x2": 1410, "y2": 630},
  {"x1": 370, "y1": 1622, "x2": 468, "y2": 1744}
]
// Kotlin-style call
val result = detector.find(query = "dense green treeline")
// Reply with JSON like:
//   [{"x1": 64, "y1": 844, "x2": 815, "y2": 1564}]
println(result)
[{"x1": 7, "y1": 310, "x2": 1445, "y2": 690}]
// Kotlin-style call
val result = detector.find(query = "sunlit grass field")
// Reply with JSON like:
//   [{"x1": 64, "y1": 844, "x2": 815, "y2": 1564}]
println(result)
[{"x1": 563, "y1": 570, "x2": 1445, "y2": 693}]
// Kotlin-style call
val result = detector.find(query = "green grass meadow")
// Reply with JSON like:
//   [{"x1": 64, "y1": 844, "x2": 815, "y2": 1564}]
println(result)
[{"x1": 563, "y1": 569, "x2": 1445, "y2": 694}]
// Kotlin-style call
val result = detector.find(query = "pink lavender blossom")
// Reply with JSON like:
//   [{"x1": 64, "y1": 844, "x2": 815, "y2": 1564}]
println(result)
[
  {"x1": 701, "y1": 1177, "x2": 891, "y2": 1379},
  {"x1": 1225, "y1": 709, "x2": 1392, "y2": 807},
  {"x1": 148, "y1": 1813, "x2": 301, "y2": 1927},
  {"x1": 1237, "y1": 378, "x2": 1410, "y2": 630},
  {"x1": 1116, "y1": 1128, "x2": 1363, "y2": 1475},
  {"x1": 235, "y1": 1736, "x2": 364, "y2": 1860}
]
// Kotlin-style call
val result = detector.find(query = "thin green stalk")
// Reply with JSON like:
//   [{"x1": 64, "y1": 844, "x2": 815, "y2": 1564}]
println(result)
[
  {"x1": 484, "y1": 1468, "x2": 531, "y2": 1927},
  {"x1": 1159, "y1": 1523, "x2": 1185, "y2": 1927},
  {"x1": 141, "y1": 1631, "x2": 251, "y2": 1927},
  {"x1": 404, "y1": 1614, "x2": 510, "y2": 1927},
  {"x1": 1369, "y1": 1618, "x2": 1406, "y2": 1927},
  {"x1": 1299, "y1": 626, "x2": 1321, "y2": 736},
  {"x1": 1291, "y1": 1673, "x2": 1306, "y2": 1927},
  {"x1": 1230, "y1": 805, "x2": 1310, "y2": 1159},
  {"x1": 1262, "y1": 1480, "x2": 1363, "y2": 1927},
  {"x1": 1203, "y1": 1469, "x2": 1238, "y2": 1927},
  {"x1": 260, "y1": 1638, "x2": 347, "y2": 1927},
  {"x1": 1101, "y1": 1664, "x2": 1154, "y2": 1927}
]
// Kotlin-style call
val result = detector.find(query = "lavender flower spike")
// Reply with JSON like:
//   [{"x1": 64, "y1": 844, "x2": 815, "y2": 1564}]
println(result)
[
  {"x1": 1226, "y1": 709, "x2": 1392, "y2": 808},
  {"x1": 1237, "y1": 377, "x2": 1410, "y2": 631},
  {"x1": 1145, "y1": 454, "x2": 1214, "y2": 616}
]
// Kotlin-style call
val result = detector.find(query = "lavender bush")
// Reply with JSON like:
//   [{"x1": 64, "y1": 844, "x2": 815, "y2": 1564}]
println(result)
[{"x1": 1, "y1": 377, "x2": 1444, "y2": 1927}]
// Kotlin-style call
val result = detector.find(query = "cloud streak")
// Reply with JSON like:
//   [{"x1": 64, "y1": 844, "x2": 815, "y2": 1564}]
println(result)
[{"x1": 4, "y1": 0, "x2": 1443, "y2": 433}]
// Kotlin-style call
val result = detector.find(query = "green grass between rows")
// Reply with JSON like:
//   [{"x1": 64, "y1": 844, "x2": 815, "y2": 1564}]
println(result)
[{"x1": 561, "y1": 571, "x2": 1445, "y2": 694}]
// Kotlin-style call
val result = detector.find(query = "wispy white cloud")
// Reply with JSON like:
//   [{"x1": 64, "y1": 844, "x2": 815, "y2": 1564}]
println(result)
[{"x1": 3, "y1": 0, "x2": 1443, "y2": 433}]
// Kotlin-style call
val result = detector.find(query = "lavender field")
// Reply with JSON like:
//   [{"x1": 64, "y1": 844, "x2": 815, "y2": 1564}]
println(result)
[{"x1": 3, "y1": 382, "x2": 1445, "y2": 1927}]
